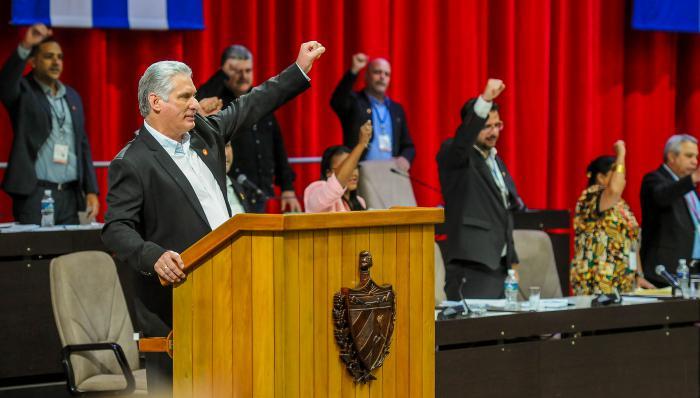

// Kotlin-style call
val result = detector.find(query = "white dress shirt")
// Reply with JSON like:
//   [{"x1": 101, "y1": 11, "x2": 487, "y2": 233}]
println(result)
[{"x1": 144, "y1": 121, "x2": 230, "y2": 230}]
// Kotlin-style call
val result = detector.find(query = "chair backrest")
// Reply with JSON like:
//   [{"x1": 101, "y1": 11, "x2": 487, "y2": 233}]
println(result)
[
  {"x1": 50, "y1": 251, "x2": 139, "y2": 386},
  {"x1": 357, "y1": 160, "x2": 417, "y2": 209},
  {"x1": 513, "y1": 229, "x2": 563, "y2": 299},
  {"x1": 434, "y1": 242, "x2": 447, "y2": 303}
]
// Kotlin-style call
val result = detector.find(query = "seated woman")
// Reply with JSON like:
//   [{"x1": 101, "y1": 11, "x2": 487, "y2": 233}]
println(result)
[
  {"x1": 304, "y1": 121, "x2": 372, "y2": 213},
  {"x1": 570, "y1": 140, "x2": 654, "y2": 295}
]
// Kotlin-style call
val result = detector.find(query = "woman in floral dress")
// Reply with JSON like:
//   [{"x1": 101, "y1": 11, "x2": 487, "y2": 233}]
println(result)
[{"x1": 571, "y1": 141, "x2": 654, "y2": 295}]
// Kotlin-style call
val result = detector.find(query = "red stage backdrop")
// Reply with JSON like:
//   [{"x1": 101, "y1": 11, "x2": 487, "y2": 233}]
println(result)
[{"x1": 1, "y1": 0, "x2": 699, "y2": 223}]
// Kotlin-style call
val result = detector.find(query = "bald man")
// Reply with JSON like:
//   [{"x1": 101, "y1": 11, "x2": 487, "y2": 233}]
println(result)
[{"x1": 330, "y1": 53, "x2": 415, "y2": 171}]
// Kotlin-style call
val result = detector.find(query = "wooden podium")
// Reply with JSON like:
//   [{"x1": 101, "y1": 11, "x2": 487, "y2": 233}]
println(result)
[{"x1": 169, "y1": 207, "x2": 443, "y2": 397}]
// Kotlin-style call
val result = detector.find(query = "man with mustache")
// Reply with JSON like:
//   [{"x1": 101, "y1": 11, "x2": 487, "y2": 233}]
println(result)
[
  {"x1": 102, "y1": 41, "x2": 325, "y2": 394},
  {"x1": 437, "y1": 79, "x2": 525, "y2": 300},
  {"x1": 0, "y1": 23, "x2": 99, "y2": 224},
  {"x1": 640, "y1": 134, "x2": 700, "y2": 286},
  {"x1": 330, "y1": 53, "x2": 415, "y2": 172},
  {"x1": 196, "y1": 44, "x2": 301, "y2": 213}
]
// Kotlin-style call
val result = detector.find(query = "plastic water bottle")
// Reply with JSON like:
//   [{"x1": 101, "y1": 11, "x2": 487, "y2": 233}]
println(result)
[
  {"x1": 40, "y1": 190, "x2": 55, "y2": 227},
  {"x1": 504, "y1": 269, "x2": 519, "y2": 309},
  {"x1": 677, "y1": 259, "x2": 690, "y2": 299}
]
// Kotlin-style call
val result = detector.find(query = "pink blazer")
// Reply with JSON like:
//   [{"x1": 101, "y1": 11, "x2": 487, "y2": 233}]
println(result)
[{"x1": 304, "y1": 174, "x2": 366, "y2": 213}]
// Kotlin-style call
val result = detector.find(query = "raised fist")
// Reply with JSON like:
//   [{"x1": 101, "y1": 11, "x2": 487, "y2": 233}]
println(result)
[
  {"x1": 351, "y1": 53, "x2": 368, "y2": 74},
  {"x1": 358, "y1": 120, "x2": 373, "y2": 148},
  {"x1": 296, "y1": 41, "x2": 326, "y2": 75},
  {"x1": 482, "y1": 79, "x2": 505, "y2": 102},
  {"x1": 613, "y1": 140, "x2": 626, "y2": 157},
  {"x1": 21, "y1": 23, "x2": 52, "y2": 49}
]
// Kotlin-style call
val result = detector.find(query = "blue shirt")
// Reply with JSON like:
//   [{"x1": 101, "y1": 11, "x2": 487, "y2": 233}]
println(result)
[{"x1": 364, "y1": 94, "x2": 393, "y2": 161}]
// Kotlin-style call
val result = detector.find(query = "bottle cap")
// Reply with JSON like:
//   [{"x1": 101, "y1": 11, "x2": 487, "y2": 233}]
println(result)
[
  {"x1": 508, "y1": 269, "x2": 516, "y2": 277},
  {"x1": 44, "y1": 189, "x2": 51, "y2": 195}
]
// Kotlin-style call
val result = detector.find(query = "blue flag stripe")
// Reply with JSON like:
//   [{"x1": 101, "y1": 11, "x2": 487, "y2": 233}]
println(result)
[
  {"x1": 167, "y1": 0, "x2": 204, "y2": 30},
  {"x1": 632, "y1": 0, "x2": 700, "y2": 33},
  {"x1": 93, "y1": 0, "x2": 129, "y2": 29},
  {"x1": 12, "y1": 0, "x2": 51, "y2": 26}
]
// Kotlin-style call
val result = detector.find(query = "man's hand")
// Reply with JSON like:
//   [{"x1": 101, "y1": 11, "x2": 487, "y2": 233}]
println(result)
[
  {"x1": 85, "y1": 193, "x2": 99, "y2": 221},
  {"x1": 358, "y1": 120, "x2": 372, "y2": 148},
  {"x1": 351, "y1": 53, "x2": 368, "y2": 74},
  {"x1": 21, "y1": 23, "x2": 52, "y2": 50},
  {"x1": 482, "y1": 78, "x2": 505, "y2": 102},
  {"x1": 296, "y1": 41, "x2": 326, "y2": 75},
  {"x1": 154, "y1": 251, "x2": 186, "y2": 284},
  {"x1": 636, "y1": 276, "x2": 656, "y2": 290},
  {"x1": 280, "y1": 190, "x2": 302, "y2": 213},
  {"x1": 197, "y1": 97, "x2": 223, "y2": 116},
  {"x1": 394, "y1": 156, "x2": 411, "y2": 172},
  {"x1": 613, "y1": 140, "x2": 626, "y2": 158}
]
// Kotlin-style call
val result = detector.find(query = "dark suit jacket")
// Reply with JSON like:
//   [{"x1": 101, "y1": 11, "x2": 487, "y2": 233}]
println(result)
[
  {"x1": 640, "y1": 165, "x2": 697, "y2": 285},
  {"x1": 0, "y1": 50, "x2": 98, "y2": 208},
  {"x1": 330, "y1": 70, "x2": 415, "y2": 162},
  {"x1": 102, "y1": 64, "x2": 309, "y2": 334},
  {"x1": 197, "y1": 71, "x2": 296, "y2": 195},
  {"x1": 436, "y1": 101, "x2": 522, "y2": 271}
]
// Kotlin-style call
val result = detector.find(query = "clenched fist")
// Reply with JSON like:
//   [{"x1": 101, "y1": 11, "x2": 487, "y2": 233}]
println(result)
[
  {"x1": 613, "y1": 140, "x2": 626, "y2": 158},
  {"x1": 21, "y1": 23, "x2": 52, "y2": 49},
  {"x1": 482, "y1": 79, "x2": 505, "y2": 102},
  {"x1": 296, "y1": 41, "x2": 326, "y2": 75},
  {"x1": 351, "y1": 53, "x2": 368, "y2": 74}
]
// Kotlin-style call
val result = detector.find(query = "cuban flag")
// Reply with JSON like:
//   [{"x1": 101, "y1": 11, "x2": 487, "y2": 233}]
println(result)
[
  {"x1": 11, "y1": 0, "x2": 204, "y2": 30},
  {"x1": 632, "y1": 0, "x2": 700, "y2": 33}
]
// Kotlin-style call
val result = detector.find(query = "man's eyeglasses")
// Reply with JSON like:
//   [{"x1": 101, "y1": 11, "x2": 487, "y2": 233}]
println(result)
[{"x1": 481, "y1": 122, "x2": 504, "y2": 131}]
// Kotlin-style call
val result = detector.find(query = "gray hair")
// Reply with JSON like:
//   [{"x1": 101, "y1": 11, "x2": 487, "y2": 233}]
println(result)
[
  {"x1": 220, "y1": 44, "x2": 253, "y2": 66},
  {"x1": 137, "y1": 61, "x2": 192, "y2": 118},
  {"x1": 664, "y1": 134, "x2": 698, "y2": 162}
]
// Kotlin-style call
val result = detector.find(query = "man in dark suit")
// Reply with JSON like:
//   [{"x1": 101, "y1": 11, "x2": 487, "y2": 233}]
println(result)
[
  {"x1": 102, "y1": 41, "x2": 325, "y2": 394},
  {"x1": 330, "y1": 53, "x2": 415, "y2": 171},
  {"x1": 196, "y1": 44, "x2": 301, "y2": 213},
  {"x1": 0, "y1": 23, "x2": 99, "y2": 224},
  {"x1": 640, "y1": 134, "x2": 700, "y2": 286},
  {"x1": 437, "y1": 79, "x2": 524, "y2": 300}
]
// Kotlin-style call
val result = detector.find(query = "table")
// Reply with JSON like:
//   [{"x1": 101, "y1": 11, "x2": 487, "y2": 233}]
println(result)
[{"x1": 436, "y1": 298, "x2": 699, "y2": 397}]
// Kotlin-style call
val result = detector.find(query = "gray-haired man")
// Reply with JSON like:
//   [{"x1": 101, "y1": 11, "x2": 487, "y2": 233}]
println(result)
[
  {"x1": 102, "y1": 41, "x2": 325, "y2": 393},
  {"x1": 640, "y1": 134, "x2": 700, "y2": 286}
]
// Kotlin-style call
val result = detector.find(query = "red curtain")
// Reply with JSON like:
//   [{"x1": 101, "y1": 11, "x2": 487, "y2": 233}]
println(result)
[{"x1": 1, "y1": 0, "x2": 699, "y2": 223}]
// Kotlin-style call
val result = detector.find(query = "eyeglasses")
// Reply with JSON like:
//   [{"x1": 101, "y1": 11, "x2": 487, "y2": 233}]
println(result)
[{"x1": 481, "y1": 122, "x2": 504, "y2": 131}]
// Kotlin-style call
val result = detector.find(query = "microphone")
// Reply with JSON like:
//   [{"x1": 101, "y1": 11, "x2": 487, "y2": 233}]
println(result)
[
  {"x1": 458, "y1": 277, "x2": 471, "y2": 315},
  {"x1": 236, "y1": 174, "x2": 269, "y2": 200},
  {"x1": 655, "y1": 264, "x2": 681, "y2": 289},
  {"x1": 390, "y1": 168, "x2": 443, "y2": 194}
]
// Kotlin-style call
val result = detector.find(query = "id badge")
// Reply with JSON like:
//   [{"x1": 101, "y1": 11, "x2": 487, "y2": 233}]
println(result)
[
  {"x1": 627, "y1": 252, "x2": 637, "y2": 271},
  {"x1": 53, "y1": 144, "x2": 69, "y2": 164},
  {"x1": 378, "y1": 134, "x2": 391, "y2": 152}
]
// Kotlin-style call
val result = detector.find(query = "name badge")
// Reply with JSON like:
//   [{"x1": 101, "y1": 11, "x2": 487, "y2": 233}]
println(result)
[
  {"x1": 53, "y1": 144, "x2": 69, "y2": 164},
  {"x1": 378, "y1": 134, "x2": 391, "y2": 152},
  {"x1": 628, "y1": 251, "x2": 637, "y2": 271}
]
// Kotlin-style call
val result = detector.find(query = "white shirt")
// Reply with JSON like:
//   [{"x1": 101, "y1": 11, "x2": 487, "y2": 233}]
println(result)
[
  {"x1": 144, "y1": 121, "x2": 230, "y2": 230},
  {"x1": 226, "y1": 176, "x2": 246, "y2": 217}
]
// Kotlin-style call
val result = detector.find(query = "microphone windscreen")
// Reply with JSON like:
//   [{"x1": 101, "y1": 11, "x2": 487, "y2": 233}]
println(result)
[
  {"x1": 236, "y1": 174, "x2": 248, "y2": 184},
  {"x1": 655, "y1": 264, "x2": 666, "y2": 276}
]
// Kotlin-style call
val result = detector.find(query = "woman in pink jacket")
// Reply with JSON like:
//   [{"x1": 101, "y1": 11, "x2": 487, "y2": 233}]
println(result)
[{"x1": 304, "y1": 121, "x2": 372, "y2": 212}]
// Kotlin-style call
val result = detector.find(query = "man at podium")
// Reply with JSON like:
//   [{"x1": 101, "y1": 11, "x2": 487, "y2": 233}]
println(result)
[{"x1": 102, "y1": 42, "x2": 325, "y2": 394}]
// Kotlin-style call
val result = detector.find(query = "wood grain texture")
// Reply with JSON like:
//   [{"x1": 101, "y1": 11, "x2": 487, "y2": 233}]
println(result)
[
  {"x1": 173, "y1": 263, "x2": 193, "y2": 398},
  {"x1": 192, "y1": 258, "x2": 213, "y2": 397},
  {"x1": 422, "y1": 225, "x2": 435, "y2": 398},
  {"x1": 284, "y1": 232, "x2": 300, "y2": 397},
  {"x1": 252, "y1": 233, "x2": 275, "y2": 397},
  {"x1": 409, "y1": 225, "x2": 423, "y2": 397},
  {"x1": 212, "y1": 244, "x2": 233, "y2": 398},
  {"x1": 313, "y1": 230, "x2": 329, "y2": 397},
  {"x1": 231, "y1": 234, "x2": 252, "y2": 397}
]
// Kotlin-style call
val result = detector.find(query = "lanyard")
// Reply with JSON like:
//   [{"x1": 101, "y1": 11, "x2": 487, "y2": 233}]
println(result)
[{"x1": 49, "y1": 97, "x2": 67, "y2": 131}]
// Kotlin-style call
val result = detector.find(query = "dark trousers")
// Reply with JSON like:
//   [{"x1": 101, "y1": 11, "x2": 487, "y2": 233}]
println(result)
[
  {"x1": 12, "y1": 183, "x2": 80, "y2": 224},
  {"x1": 445, "y1": 258, "x2": 508, "y2": 300}
]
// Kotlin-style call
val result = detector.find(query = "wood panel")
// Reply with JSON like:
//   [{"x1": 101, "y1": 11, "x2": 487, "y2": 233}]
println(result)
[
  {"x1": 212, "y1": 244, "x2": 233, "y2": 398},
  {"x1": 355, "y1": 228, "x2": 370, "y2": 398},
  {"x1": 299, "y1": 231, "x2": 314, "y2": 398},
  {"x1": 408, "y1": 225, "x2": 423, "y2": 397},
  {"x1": 395, "y1": 226, "x2": 410, "y2": 398},
  {"x1": 192, "y1": 257, "x2": 213, "y2": 397},
  {"x1": 173, "y1": 261, "x2": 194, "y2": 398},
  {"x1": 273, "y1": 233, "x2": 286, "y2": 397},
  {"x1": 421, "y1": 225, "x2": 435, "y2": 398},
  {"x1": 381, "y1": 226, "x2": 397, "y2": 398},
  {"x1": 284, "y1": 232, "x2": 300, "y2": 397},
  {"x1": 252, "y1": 232, "x2": 275, "y2": 397},
  {"x1": 341, "y1": 228, "x2": 357, "y2": 398},
  {"x1": 313, "y1": 230, "x2": 329, "y2": 397},
  {"x1": 284, "y1": 208, "x2": 443, "y2": 231},
  {"x1": 231, "y1": 234, "x2": 252, "y2": 397},
  {"x1": 327, "y1": 229, "x2": 343, "y2": 398}
]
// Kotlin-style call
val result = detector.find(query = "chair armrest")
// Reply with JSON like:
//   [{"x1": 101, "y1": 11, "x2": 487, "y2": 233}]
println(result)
[{"x1": 61, "y1": 342, "x2": 136, "y2": 396}]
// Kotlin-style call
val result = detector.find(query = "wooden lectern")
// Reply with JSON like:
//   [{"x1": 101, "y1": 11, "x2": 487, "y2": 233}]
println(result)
[{"x1": 170, "y1": 207, "x2": 443, "y2": 397}]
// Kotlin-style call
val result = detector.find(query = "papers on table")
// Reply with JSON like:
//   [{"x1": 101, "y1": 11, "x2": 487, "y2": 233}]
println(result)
[{"x1": 0, "y1": 222, "x2": 103, "y2": 233}]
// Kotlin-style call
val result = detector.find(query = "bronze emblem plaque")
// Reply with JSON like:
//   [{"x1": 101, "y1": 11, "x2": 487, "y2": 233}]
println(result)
[{"x1": 333, "y1": 251, "x2": 396, "y2": 383}]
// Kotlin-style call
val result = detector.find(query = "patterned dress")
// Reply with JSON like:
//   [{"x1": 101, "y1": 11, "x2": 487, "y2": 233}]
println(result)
[{"x1": 570, "y1": 185, "x2": 640, "y2": 295}]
